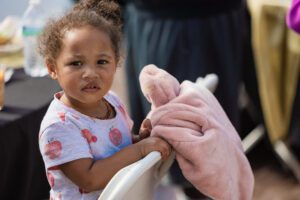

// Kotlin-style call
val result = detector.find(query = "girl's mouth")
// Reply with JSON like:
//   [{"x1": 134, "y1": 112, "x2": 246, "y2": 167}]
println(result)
[{"x1": 82, "y1": 84, "x2": 100, "y2": 92}]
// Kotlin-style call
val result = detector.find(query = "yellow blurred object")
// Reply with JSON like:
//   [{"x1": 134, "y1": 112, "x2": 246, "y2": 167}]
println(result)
[
  {"x1": 0, "y1": 66, "x2": 4, "y2": 110},
  {"x1": 247, "y1": 0, "x2": 300, "y2": 143},
  {"x1": 0, "y1": 16, "x2": 23, "y2": 68},
  {"x1": 0, "y1": 17, "x2": 19, "y2": 45},
  {"x1": 0, "y1": 50, "x2": 23, "y2": 69}
]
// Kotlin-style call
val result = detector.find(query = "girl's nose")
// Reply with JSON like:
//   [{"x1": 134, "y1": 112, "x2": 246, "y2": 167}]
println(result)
[{"x1": 82, "y1": 66, "x2": 99, "y2": 80}]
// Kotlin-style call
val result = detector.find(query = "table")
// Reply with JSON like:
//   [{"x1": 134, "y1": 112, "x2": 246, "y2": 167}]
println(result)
[{"x1": 0, "y1": 69, "x2": 60, "y2": 200}]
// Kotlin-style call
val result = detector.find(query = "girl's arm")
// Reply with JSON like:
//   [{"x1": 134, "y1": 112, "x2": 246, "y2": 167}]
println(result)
[{"x1": 59, "y1": 136, "x2": 170, "y2": 192}]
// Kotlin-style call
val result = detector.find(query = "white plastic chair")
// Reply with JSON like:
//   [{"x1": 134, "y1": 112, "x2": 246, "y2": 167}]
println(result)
[
  {"x1": 98, "y1": 74, "x2": 219, "y2": 200},
  {"x1": 98, "y1": 151, "x2": 175, "y2": 200}
]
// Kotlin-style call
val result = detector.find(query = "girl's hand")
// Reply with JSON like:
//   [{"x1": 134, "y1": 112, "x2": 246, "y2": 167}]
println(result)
[
  {"x1": 133, "y1": 118, "x2": 152, "y2": 143},
  {"x1": 139, "y1": 118, "x2": 152, "y2": 139},
  {"x1": 59, "y1": 136, "x2": 171, "y2": 192},
  {"x1": 135, "y1": 136, "x2": 171, "y2": 161}
]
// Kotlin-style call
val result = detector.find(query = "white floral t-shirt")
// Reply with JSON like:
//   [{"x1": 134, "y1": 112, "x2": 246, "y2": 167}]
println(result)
[{"x1": 39, "y1": 91, "x2": 133, "y2": 200}]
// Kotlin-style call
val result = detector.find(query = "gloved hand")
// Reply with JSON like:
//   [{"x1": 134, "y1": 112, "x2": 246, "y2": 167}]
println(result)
[
  {"x1": 149, "y1": 80, "x2": 254, "y2": 200},
  {"x1": 139, "y1": 64, "x2": 180, "y2": 109}
]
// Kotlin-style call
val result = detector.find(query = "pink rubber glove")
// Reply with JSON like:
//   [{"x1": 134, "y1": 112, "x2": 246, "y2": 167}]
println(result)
[
  {"x1": 150, "y1": 81, "x2": 254, "y2": 200},
  {"x1": 139, "y1": 64, "x2": 180, "y2": 109}
]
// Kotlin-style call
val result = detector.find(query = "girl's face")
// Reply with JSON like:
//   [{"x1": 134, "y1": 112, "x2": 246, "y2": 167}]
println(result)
[{"x1": 47, "y1": 25, "x2": 117, "y2": 109}]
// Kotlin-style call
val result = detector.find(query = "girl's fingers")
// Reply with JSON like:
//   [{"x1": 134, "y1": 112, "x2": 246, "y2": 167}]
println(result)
[
  {"x1": 139, "y1": 118, "x2": 152, "y2": 139},
  {"x1": 157, "y1": 138, "x2": 172, "y2": 160}
]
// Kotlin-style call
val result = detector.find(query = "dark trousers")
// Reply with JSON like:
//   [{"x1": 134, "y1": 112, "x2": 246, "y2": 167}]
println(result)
[{"x1": 123, "y1": 2, "x2": 257, "y2": 187}]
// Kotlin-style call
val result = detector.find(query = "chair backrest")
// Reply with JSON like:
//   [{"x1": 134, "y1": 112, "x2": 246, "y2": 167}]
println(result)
[
  {"x1": 98, "y1": 151, "x2": 175, "y2": 200},
  {"x1": 98, "y1": 74, "x2": 219, "y2": 200}
]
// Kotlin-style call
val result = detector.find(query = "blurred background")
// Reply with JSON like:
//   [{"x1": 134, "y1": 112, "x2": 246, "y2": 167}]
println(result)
[
  {"x1": 0, "y1": 0, "x2": 299, "y2": 199},
  {"x1": 0, "y1": 0, "x2": 27, "y2": 21}
]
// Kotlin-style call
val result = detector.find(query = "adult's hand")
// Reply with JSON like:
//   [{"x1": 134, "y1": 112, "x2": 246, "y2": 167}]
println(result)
[{"x1": 150, "y1": 80, "x2": 254, "y2": 200}]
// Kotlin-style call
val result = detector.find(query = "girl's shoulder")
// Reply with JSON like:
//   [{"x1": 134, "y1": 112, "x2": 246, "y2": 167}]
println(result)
[
  {"x1": 105, "y1": 91, "x2": 133, "y2": 129},
  {"x1": 105, "y1": 90, "x2": 124, "y2": 107},
  {"x1": 40, "y1": 95, "x2": 84, "y2": 135}
]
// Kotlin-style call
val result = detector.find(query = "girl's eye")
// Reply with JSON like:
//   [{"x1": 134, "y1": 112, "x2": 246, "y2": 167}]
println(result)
[
  {"x1": 69, "y1": 61, "x2": 82, "y2": 67},
  {"x1": 97, "y1": 59, "x2": 108, "y2": 65}
]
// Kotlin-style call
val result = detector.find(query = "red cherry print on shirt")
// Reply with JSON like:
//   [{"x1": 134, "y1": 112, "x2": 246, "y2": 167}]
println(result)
[
  {"x1": 45, "y1": 140, "x2": 62, "y2": 159},
  {"x1": 79, "y1": 188, "x2": 89, "y2": 194},
  {"x1": 47, "y1": 172, "x2": 55, "y2": 188},
  {"x1": 109, "y1": 127, "x2": 122, "y2": 146},
  {"x1": 81, "y1": 129, "x2": 98, "y2": 143},
  {"x1": 57, "y1": 112, "x2": 65, "y2": 122},
  {"x1": 118, "y1": 105, "x2": 126, "y2": 117},
  {"x1": 91, "y1": 136, "x2": 97, "y2": 143},
  {"x1": 48, "y1": 165, "x2": 59, "y2": 170}
]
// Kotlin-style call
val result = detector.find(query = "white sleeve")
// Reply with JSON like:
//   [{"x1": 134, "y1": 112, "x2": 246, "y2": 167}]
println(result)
[
  {"x1": 107, "y1": 91, "x2": 134, "y2": 131},
  {"x1": 39, "y1": 121, "x2": 93, "y2": 169}
]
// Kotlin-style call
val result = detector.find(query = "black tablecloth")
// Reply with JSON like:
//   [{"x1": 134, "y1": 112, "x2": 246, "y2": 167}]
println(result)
[{"x1": 0, "y1": 69, "x2": 60, "y2": 200}]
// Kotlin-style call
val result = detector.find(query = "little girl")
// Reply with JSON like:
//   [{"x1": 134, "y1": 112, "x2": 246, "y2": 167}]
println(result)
[{"x1": 37, "y1": 0, "x2": 171, "y2": 199}]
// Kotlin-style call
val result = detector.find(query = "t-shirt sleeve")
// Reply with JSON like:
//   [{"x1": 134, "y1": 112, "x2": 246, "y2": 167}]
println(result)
[
  {"x1": 39, "y1": 121, "x2": 93, "y2": 169},
  {"x1": 107, "y1": 91, "x2": 134, "y2": 131}
]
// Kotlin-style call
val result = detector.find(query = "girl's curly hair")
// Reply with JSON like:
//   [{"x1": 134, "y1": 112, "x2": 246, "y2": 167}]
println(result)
[{"x1": 38, "y1": 0, "x2": 122, "y2": 65}]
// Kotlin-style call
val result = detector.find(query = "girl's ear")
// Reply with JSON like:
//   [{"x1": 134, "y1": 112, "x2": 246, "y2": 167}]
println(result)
[{"x1": 46, "y1": 59, "x2": 58, "y2": 80}]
